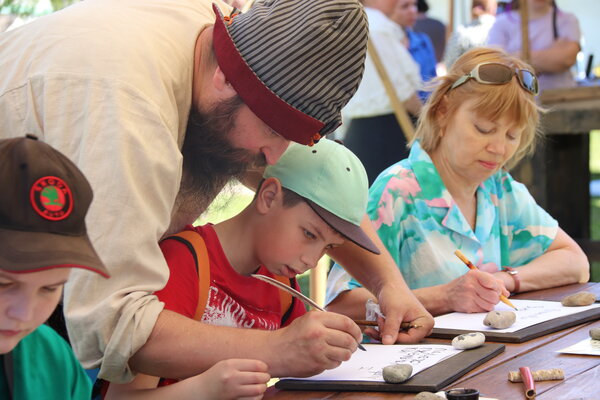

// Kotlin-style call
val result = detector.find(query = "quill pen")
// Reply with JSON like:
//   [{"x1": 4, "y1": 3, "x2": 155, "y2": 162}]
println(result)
[{"x1": 251, "y1": 274, "x2": 366, "y2": 351}]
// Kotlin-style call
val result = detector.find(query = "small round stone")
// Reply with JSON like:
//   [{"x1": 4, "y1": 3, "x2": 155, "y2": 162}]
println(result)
[
  {"x1": 452, "y1": 332, "x2": 485, "y2": 350},
  {"x1": 415, "y1": 392, "x2": 445, "y2": 400},
  {"x1": 590, "y1": 328, "x2": 600, "y2": 340},
  {"x1": 483, "y1": 310, "x2": 516, "y2": 329},
  {"x1": 382, "y1": 363, "x2": 413, "y2": 383},
  {"x1": 561, "y1": 291, "x2": 596, "y2": 307}
]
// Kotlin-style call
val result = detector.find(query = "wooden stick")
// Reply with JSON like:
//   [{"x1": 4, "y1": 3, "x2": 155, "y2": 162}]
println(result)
[
  {"x1": 367, "y1": 39, "x2": 415, "y2": 140},
  {"x1": 353, "y1": 320, "x2": 421, "y2": 330},
  {"x1": 508, "y1": 368, "x2": 564, "y2": 382},
  {"x1": 520, "y1": 0, "x2": 530, "y2": 63},
  {"x1": 447, "y1": 0, "x2": 454, "y2": 40}
]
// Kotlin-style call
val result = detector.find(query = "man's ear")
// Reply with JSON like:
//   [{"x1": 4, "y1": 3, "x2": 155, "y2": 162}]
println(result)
[
  {"x1": 212, "y1": 65, "x2": 238, "y2": 98},
  {"x1": 255, "y1": 177, "x2": 283, "y2": 215}
]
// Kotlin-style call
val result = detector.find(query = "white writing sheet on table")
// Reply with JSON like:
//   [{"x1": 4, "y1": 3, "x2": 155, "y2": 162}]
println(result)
[
  {"x1": 558, "y1": 338, "x2": 600, "y2": 356},
  {"x1": 434, "y1": 299, "x2": 600, "y2": 333},
  {"x1": 290, "y1": 344, "x2": 461, "y2": 382}
]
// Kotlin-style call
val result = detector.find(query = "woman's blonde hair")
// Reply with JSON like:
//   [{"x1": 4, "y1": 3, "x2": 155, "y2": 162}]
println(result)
[{"x1": 412, "y1": 47, "x2": 543, "y2": 169}]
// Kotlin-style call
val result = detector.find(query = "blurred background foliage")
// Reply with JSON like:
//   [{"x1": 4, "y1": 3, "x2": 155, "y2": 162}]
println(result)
[{"x1": 1, "y1": 0, "x2": 74, "y2": 16}]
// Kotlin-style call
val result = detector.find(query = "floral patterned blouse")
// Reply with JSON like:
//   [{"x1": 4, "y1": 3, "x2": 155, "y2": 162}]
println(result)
[{"x1": 326, "y1": 141, "x2": 558, "y2": 304}]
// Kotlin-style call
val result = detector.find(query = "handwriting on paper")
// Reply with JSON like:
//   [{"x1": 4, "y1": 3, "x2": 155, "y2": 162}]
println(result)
[
  {"x1": 290, "y1": 344, "x2": 462, "y2": 382},
  {"x1": 434, "y1": 299, "x2": 600, "y2": 333}
]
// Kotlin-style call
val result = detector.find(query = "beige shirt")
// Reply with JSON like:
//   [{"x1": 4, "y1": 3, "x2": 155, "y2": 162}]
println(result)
[
  {"x1": 0, "y1": 0, "x2": 229, "y2": 383},
  {"x1": 343, "y1": 7, "x2": 421, "y2": 119}
]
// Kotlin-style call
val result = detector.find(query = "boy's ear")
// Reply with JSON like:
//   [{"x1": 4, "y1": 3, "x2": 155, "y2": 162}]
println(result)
[
  {"x1": 255, "y1": 177, "x2": 283, "y2": 214},
  {"x1": 212, "y1": 65, "x2": 238, "y2": 98}
]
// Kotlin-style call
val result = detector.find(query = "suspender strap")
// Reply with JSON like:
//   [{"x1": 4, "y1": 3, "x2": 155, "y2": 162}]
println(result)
[
  {"x1": 165, "y1": 230, "x2": 211, "y2": 321},
  {"x1": 3, "y1": 352, "x2": 14, "y2": 400},
  {"x1": 273, "y1": 275, "x2": 294, "y2": 318}
]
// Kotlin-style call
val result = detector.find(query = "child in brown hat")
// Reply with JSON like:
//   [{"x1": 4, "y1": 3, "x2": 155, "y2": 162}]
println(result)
[{"x1": 0, "y1": 135, "x2": 110, "y2": 399}]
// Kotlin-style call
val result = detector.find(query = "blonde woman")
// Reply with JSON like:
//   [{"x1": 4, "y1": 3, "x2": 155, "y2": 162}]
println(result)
[{"x1": 327, "y1": 48, "x2": 589, "y2": 321}]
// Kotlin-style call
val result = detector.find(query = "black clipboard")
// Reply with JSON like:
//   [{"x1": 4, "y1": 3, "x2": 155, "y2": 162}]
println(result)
[
  {"x1": 275, "y1": 343, "x2": 504, "y2": 392},
  {"x1": 429, "y1": 304, "x2": 600, "y2": 343}
]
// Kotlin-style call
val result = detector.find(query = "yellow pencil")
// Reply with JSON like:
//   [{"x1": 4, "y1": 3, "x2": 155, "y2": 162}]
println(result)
[{"x1": 454, "y1": 250, "x2": 518, "y2": 311}]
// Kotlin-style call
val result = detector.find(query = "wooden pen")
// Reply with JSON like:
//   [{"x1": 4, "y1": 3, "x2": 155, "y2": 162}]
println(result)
[
  {"x1": 454, "y1": 250, "x2": 518, "y2": 310},
  {"x1": 353, "y1": 320, "x2": 421, "y2": 330}
]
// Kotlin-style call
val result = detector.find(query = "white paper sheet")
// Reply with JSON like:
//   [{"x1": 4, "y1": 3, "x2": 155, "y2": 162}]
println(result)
[
  {"x1": 558, "y1": 338, "x2": 600, "y2": 356},
  {"x1": 289, "y1": 344, "x2": 462, "y2": 382},
  {"x1": 434, "y1": 299, "x2": 600, "y2": 333}
]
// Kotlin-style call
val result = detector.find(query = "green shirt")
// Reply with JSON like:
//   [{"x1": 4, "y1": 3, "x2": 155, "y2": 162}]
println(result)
[{"x1": 0, "y1": 325, "x2": 91, "y2": 400}]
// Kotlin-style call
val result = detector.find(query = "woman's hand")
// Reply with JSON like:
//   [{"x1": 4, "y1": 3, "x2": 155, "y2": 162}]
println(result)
[
  {"x1": 479, "y1": 262, "x2": 500, "y2": 274},
  {"x1": 445, "y1": 270, "x2": 509, "y2": 313}
]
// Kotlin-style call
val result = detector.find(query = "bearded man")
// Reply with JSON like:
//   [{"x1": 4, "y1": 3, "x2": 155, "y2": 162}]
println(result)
[{"x1": 0, "y1": 0, "x2": 433, "y2": 385}]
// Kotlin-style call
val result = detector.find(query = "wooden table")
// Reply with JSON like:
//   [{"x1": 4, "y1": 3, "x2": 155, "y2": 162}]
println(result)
[{"x1": 265, "y1": 282, "x2": 600, "y2": 399}]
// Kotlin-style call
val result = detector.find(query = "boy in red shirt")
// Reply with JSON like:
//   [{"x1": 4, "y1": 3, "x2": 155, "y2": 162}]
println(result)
[{"x1": 107, "y1": 139, "x2": 379, "y2": 398}]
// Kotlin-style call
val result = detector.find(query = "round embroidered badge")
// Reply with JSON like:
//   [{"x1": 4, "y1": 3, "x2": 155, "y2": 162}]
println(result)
[{"x1": 30, "y1": 176, "x2": 73, "y2": 221}]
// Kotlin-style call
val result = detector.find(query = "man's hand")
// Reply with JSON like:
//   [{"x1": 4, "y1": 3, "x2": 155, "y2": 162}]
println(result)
[
  {"x1": 271, "y1": 311, "x2": 362, "y2": 377},
  {"x1": 364, "y1": 285, "x2": 434, "y2": 344}
]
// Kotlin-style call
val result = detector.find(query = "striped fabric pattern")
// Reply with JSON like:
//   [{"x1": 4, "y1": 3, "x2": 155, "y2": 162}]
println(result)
[{"x1": 227, "y1": 0, "x2": 368, "y2": 135}]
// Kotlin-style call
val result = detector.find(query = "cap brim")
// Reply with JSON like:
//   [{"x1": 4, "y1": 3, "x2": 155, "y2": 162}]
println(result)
[
  {"x1": 0, "y1": 228, "x2": 110, "y2": 278},
  {"x1": 305, "y1": 200, "x2": 380, "y2": 255}
]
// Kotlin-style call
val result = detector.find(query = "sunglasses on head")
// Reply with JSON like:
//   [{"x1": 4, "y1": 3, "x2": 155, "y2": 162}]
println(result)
[{"x1": 449, "y1": 62, "x2": 539, "y2": 95}]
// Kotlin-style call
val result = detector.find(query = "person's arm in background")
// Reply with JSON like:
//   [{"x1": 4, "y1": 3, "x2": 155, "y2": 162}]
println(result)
[
  {"x1": 531, "y1": 10, "x2": 581, "y2": 74},
  {"x1": 327, "y1": 215, "x2": 434, "y2": 344},
  {"x1": 529, "y1": 39, "x2": 579, "y2": 74}
]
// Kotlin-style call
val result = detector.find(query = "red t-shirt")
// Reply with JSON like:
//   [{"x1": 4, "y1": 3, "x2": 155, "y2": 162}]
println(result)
[{"x1": 156, "y1": 224, "x2": 306, "y2": 329}]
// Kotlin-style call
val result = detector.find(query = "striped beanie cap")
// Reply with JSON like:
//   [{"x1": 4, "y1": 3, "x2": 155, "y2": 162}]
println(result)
[{"x1": 212, "y1": 1, "x2": 368, "y2": 146}]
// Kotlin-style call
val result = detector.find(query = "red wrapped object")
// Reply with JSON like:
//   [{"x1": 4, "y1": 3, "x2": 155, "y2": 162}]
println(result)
[{"x1": 519, "y1": 366, "x2": 536, "y2": 399}]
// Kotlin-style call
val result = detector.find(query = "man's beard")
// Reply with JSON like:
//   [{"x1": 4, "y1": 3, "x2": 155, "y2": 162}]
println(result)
[{"x1": 176, "y1": 96, "x2": 267, "y2": 221}]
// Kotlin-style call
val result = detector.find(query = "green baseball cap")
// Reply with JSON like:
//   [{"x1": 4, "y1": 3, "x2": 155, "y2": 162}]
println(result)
[{"x1": 264, "y1": 139, "x2": 379, "y2": 254}]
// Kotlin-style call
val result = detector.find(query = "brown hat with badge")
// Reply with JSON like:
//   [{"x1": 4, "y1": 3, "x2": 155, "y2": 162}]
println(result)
[{"x1": 0, "y1": 135, "x2": 109, "y2": 278}]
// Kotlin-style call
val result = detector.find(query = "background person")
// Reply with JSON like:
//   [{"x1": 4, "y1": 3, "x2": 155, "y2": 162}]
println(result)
[
  {"x1": 487, "y1": 0, "x2": 581, "y2": 91},
  {"x1": 344, "y1": 0, "x2": 422, "y2": 185},
  {"x1": 326, "y1": 48, "x2": 589, "y2": 319},
  {"x1": 391, "y1": 0, "x2": 438, "y2": 101},
  {"x1": 444, "y1": 0, "x2": 498, "y2": 69},
  {"x1": 413, "y1": 0, "x2": 447, "y2": 68}
]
